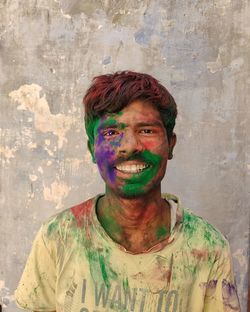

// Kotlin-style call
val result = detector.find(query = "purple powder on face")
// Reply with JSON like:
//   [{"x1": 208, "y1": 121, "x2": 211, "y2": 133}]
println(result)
[
  {"x1": 95, "y1": 131, "x2": 105, "y2": 145},
  {"x1": 106, "y1": 151, "x2": 116, "y2": 184},
  {"x1": 96, "y1": 147, "x2": 116, "y2": 184},
  {"x1": 95, "y1": 129, "x2": 123, "y2": 185}
]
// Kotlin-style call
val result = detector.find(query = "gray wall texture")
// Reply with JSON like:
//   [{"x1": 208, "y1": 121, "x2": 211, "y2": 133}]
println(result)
[{"x1": 0, "y1": 0, "x2": 249, "y2": 311}]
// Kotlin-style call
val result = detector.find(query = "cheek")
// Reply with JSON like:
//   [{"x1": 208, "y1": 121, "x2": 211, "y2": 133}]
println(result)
[
  {"x1": 95, "y1": 143, "x2": 116, "y2": 166},
  {"x1": 94, "y1": 134, "x2": 123, "y2": 166},
  {"x1": 142, "y1": 139, "x2": 168, "y2": 154},
  {"x1": 94, "y1": 136, "x2": 120, "y2": 178},
  {"x1": 95, "y1": 143, "x2": 118, "y2": 184}
]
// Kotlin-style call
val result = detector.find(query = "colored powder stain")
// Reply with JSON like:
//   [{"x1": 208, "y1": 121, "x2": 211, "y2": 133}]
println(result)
[
  {"x1": 184, "y1": 264, "x2": 197, "y2": 275},
  {"x1": 107, "y1": 167, "x2": 116, "y2": 184},
  {"x1": 85, "y1": 116, "x2": 100, "y2": 147},
  {"x1": 99, "y1": 254, "x2": 110, "y2": 288},
  {"x1": 122, "y1": 150, "x2": 162, "y2": 196},
  {"x1": 119, "y1": 122, "x2": 126, "y2": 130},
  {"x1": 86, "y1": 248, "x2": 99, "y2": 263},
  {"x1": 222, "y1": 280, "x2": 237, "y2": 296},
  {"x1": 172, "y1": 272, "x2": 177, "y2": 280},
  {"x1": 99, "y1": 116, "x2": 117, "y2": 129},
  {"x1": 110, "y1": 133, "x2": 123, "y2": 148},
  {"x1": 94, "y1": 118, "x2": 127, "y2": 184},
  {"x1": 96, "y1": 147, "x2": 116, "y2": 183},
  {"x1": 191, "y1": 248, "x2": 209, "y2": 262},
  {"x1": 86, "y1": 111, "x2": 124, "y2": 147},
  {"x1": 204, "y1": 230, "x2": 212, "y2": 244},
  {"x1": 207, "y1": 280, "x2": 217, "y2": 289},
  {"x1": 183, "y1": 210, "x2": 226, "y2": 250},
  {"x1": 122, "y1": 278, "x2": 129, "y2": 292},
  {"x1": 47, "y1": 219, "x2": 59, "y2": 236},
  {"x1": 86, "y1": 246, "x2": 118, "y2": 287},
  {"x1": 156, "y1": 226, "x2": 168, "y2": 240},
  {"x1": 222, "y1": 280, "x2": 239, "y2": 309},
  {"x1": 85, "y1": 249, "x2": 100, "y2": 282},
  {"x1": 101, "y1": 215, "x2": 122, "y2": 236},
  {"x1": 103, "y1": 248, "x2": 118, "y2": 280},
  {"x1": 71, "y1": 200, "x2": 93, "y2": 228},
  {"x1": 111, "y1": 111, "x2": 123, "y2": 117},
  {"x1": 93, "y1": 118, "x2": 101, "y2": 141},
  {"x1": 96, "y1": 114, "x2": 125, "y2": 136},
  {"x1": 204, "y1": 222, "x2": 226, "y2": 247},
  {"x1": 183, "y1": 212, "x2": 196, "y2": 237}
]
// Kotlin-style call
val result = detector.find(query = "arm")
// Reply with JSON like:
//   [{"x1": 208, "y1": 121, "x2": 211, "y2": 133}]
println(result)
[{"x1": 204, "y1": 242, "x2": 240, "y2": 311}]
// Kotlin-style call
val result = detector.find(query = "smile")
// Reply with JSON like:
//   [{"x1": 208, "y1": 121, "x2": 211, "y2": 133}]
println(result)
[{"x1": 115, "y1": 163, "x2": 150, "y2": 173}]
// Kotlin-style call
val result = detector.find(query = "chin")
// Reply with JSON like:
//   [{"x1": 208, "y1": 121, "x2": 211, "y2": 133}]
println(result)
[{"x1": 114, "y1": 182, "x2": 159, "y2": 199}]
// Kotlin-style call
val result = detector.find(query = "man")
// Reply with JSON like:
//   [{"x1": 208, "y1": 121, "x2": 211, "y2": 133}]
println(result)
[{"x1": 15, "y1": 71, "x2": 240, "y2": 311}]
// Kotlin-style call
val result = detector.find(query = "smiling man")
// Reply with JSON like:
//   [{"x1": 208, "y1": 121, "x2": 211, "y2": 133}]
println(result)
[{"x1": 15, "y1": 71, "x2": 240, "y2": 312}]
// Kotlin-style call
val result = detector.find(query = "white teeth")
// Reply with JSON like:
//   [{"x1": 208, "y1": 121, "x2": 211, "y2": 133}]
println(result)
[{"x1": 116, "y1": 164, "x2": 149, "y2": 173}]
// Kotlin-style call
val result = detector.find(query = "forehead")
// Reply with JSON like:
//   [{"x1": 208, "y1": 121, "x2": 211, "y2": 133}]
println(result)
[{"x1": 100, "y1": 100, "x2": 162, "y2": 124}]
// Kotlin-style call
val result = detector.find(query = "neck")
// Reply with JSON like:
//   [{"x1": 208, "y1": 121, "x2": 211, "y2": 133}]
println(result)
[{"x1": 97, "y1": 187, "x2": 171, "y2": 253}]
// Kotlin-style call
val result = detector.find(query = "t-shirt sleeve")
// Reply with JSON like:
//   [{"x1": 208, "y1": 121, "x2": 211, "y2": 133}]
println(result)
[
  {"x1": 203, "y1": 241, "x2": 241, "y2": 312},
  {"x1": 15, "y1": 224, "x2": 56, "y2": 311}
]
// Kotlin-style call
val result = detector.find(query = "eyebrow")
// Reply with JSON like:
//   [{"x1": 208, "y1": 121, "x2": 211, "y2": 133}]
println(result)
[
  {"x1": 98, "y1": 120, "x2": 164, "y2": 129},
  {"x1": 98, "y1": 120, "x2": 121, "y2": 129},
  {"x1": 136, "y1": 121, "x2": 164, "y2": 128}
]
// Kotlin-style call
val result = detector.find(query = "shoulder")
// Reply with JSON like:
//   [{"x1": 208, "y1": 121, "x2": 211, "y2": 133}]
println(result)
[
  {"x1": 163, "y1": 193, "x2": 228, "y2": 250},
  {"x1": 40, "y1": 196, "x2": 98, "y2": 241},
  {"x1": 181, "y1": 207, "x2": 228, "y2": 250}
]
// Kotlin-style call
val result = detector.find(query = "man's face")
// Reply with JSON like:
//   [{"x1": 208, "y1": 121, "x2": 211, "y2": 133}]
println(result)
[{"x1": 89, "y1": 100, "x2": 176, "y2": 198}]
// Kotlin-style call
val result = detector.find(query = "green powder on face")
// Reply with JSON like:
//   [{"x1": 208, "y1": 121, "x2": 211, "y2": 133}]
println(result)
[
  {"x1": 86, "y1": 112, "x2": 124, "y2": 147},
  {"x1": 122, "y1": 150, "x2": 162, "y2": 197},
  {"x1": 97, "y1": 115, "x2": 126, "y2": 134},
  {"x1": 120, "y1": 122, "x2": 126, "y2": 130}
]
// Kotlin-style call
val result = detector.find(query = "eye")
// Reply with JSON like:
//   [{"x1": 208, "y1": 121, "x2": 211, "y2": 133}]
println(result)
[
  {"x1": 103, "y1": 129, "x2": 119, "y2": 137},
  {"x1": 140, "y1": 128, "x2": 154, "y2": 134}
]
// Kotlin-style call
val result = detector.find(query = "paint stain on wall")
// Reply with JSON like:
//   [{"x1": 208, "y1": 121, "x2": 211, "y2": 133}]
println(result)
[
  {"x1": 207, "y1": 52, "x2": 222, "y2": 73},
  {"x1": 43, "y1": 179, "x2": 70, "y2": 209},
  {"x1": 0, "y1": 145, "x2": 16, "y2": 164},
  {"x1": 9, "y1": 84, "x2": 74, "y2": 148}
]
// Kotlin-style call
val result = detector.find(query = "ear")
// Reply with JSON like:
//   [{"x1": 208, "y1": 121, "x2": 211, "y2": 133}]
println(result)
[
  {"x1": 87, "y1": 140, "x2": 96, "y2": 163},
  {"x1": 168, "y1": 133, "x2": 177, "y2": 160}
]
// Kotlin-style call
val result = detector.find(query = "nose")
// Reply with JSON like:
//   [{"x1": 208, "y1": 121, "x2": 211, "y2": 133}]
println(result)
[{"x1": 117, "y1": 130, "x2": 143, "y2": 157}]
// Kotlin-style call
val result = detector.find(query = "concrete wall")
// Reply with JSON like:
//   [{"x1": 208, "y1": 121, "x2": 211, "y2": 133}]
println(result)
[{"x1": 0, "y1": 0, "x2": 249, "y2": 310}]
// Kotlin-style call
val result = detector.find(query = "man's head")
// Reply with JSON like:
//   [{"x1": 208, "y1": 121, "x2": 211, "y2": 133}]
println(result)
[
  {"x1": 83, "y1": 71, "x2": 178, "y2": 197},
  {"x1": 83, "y1": 71, "x2": 177, "y2": 145}
]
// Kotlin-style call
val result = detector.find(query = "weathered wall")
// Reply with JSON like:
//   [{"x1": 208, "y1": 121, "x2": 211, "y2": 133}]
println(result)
[{"x1": 0, "y1": 0, "x2": 249, "y2": 310}]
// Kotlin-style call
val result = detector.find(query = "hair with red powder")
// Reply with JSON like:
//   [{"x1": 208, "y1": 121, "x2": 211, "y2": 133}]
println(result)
[{"x1": 83, "y1": 71, "x2": 177, "y2": 144}]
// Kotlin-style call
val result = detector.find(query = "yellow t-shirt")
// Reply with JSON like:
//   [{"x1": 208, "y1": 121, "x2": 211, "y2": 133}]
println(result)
[{"x1": 15, "y1": 194, "x2": 240, "y2": 312}]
